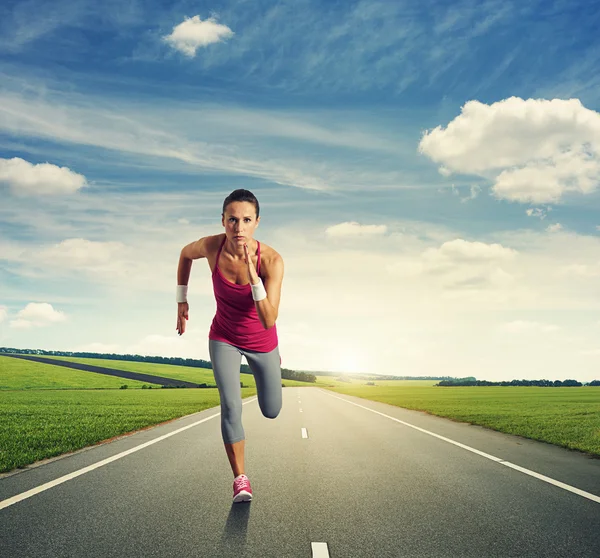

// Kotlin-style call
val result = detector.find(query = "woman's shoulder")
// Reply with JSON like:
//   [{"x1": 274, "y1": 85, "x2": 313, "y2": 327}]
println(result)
[
  {"x1": 207, "y1": 233, "x2": 226, "y2": 253},
  {"x1": 259, "y1": 240, "x2": 282, "y2": 261},
  {"x1": 259, "y1": 241, "x2": 283, "y2": 278},
  {"x1": 189, "y1": 233, "x2": 225, "y2": 262}
]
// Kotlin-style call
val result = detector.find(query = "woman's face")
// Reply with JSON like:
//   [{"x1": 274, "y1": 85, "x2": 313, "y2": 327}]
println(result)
[{"x1": 222, "y1": 201, "x2": 260, "y2": 244}]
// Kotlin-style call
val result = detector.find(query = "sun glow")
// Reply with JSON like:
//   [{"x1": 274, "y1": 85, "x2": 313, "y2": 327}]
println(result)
[{"x1": 332, "y1": 346, "x2": 367, "y2": 374}]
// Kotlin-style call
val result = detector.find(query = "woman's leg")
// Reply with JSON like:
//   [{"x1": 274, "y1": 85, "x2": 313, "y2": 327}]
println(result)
[
  {"x1": 209, "y1": 340, "x2": 246, "y2": 477},
  {"x1": 242, "y1": 345, "x2": 282, "y2": 419},
  {"x1": 224, "y1": 440, "x2": 245, "y2": 478}
]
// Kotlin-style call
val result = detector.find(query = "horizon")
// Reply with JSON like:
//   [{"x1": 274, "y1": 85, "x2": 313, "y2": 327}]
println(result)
[
  {"x1": 1, "y1": 346, "x2": 597, "y2": 384},
  {"x1": 2, "y1": 1, "x2": 600, "y2": 382}
]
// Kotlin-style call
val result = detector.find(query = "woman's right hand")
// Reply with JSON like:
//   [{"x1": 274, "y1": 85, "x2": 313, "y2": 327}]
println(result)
[{"x1": 176, "y1": 302, "x2": 189, "y2": 335}]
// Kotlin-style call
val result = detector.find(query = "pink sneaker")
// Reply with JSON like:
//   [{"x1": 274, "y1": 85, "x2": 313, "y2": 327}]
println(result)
[{"x1": 233, "y1": 474, "x2": 253, "y2": 503}]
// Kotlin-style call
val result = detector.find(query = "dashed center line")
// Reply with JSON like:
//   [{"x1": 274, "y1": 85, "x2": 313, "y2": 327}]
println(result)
[
  {"x1": 311, "y1": 542, "x2": 330, "y2": 557},
  {"x1": 301, "y1": 428, "x2": 308, "y2": 439}
]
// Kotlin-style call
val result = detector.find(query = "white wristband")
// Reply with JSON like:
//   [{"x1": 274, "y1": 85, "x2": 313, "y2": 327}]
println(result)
[
  {"x1": 251, "y1": 278, "x2": 267, "y2": 301},
  {"x1": 176, "y1": 285, "x2": 188, "y2": 303}
]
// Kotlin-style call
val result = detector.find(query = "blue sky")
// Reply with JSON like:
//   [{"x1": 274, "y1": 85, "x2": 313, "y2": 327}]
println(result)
[{"x1": 2, "y1": 0, "x2": 600, "y2": 381}]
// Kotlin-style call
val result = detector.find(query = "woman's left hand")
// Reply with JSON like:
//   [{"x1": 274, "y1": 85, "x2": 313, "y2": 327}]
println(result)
[{"x1": 243, "y1": 243, "x2": 260, "y2": 285}]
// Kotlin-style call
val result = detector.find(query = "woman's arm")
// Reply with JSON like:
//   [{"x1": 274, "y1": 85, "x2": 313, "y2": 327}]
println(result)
[
  {"x1": 176, "y1": 235, "x2": 215, "y2": 335},
  {"x1": 254, "y1": 255, "x2": 284, "y2": 329},
  {"x1": 178, "y1": 235, "x2": 214, "y2": 283}
]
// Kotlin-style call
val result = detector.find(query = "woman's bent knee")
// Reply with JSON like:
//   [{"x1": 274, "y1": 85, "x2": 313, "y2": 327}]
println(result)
[{"x1": 263, "y1": 405, "x2": 281, "y2": 419}]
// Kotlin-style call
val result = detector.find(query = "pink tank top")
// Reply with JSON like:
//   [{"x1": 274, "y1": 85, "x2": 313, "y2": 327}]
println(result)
[{"x1": 208, "y1": 235, "x2": 279, "y2": 351}]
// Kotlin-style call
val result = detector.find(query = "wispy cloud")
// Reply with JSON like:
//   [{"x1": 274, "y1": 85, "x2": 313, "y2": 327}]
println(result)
[
  {"x1": 123, "y1": 0, "x2": 523, "y2": 94},
  {"x1": 526, "y1": 207, "x2": 551, "y2": 220},
  {"x1": 0, "y1": 83, "x2": 428, "y2": 193},
  {"x1": 325, "y1": 222, "x2": 388, "y2": 237},
  {"x1": 0, "y1": 0, "x2": 87, "y2": 52}
]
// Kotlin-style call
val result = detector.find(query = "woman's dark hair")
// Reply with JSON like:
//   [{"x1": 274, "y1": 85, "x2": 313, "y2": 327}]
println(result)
[{"x1": 222, "y1": 189, "x2": 260, "y2": 218}]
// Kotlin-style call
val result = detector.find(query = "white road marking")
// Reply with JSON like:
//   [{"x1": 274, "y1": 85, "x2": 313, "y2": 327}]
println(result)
[
  {"x1": 302, "y1": 428, "x2": 308, "y2": 439},
  {"x1": 311, "y1": 542, "x2": 330, "y2": 557},
  {"x1": 0, "y1": 398, "x2": 258, "y2": 511},
  {"x1": 323, "y1": 391, "x2": 600, "y2": 505},
  {"x1": 300, "y1": 409, "x2": 303, "y2": 412},
  {"x1": 500, "y1": 461, "x2": 600, "y2": 503}
]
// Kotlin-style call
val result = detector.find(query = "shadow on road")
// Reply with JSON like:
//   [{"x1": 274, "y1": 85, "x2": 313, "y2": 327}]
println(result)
[{"x1": 221, "y1": 502, "x2": 251, "y2": 552}]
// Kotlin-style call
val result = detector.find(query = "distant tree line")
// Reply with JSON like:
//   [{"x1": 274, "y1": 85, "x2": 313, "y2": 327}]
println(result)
[
  {"x1": 0, "y1": 347, "x2": 213, "y2": 369},
  {"x1": 373, "y1": 375, "x2": 457, "y2": 381},
  {"x1": 436, "y1": 378, "x2": 598, "y2": 387},
  {"x1": 0, "y1": 347, "x2": 317, "y2": 383},
  {"x1": 282, "y1": 368, "x2": 316, "y2": 383}
]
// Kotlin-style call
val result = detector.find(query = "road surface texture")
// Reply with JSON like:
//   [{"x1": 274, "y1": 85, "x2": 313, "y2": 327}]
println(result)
[{"x1": 1, "y1": 387, "x2": 599, "y2": 557}]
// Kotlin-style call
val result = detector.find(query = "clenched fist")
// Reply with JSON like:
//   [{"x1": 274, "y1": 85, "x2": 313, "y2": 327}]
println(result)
[{"x1": 176, "y1": 302, "x2": 189, "y2": 335}]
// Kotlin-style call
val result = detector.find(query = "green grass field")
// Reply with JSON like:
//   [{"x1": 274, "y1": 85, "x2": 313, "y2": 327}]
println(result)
[
  {"x1": 0, "y1": 354, "x2": 334, "y2": 473},
  {"x1": 324, "y1": 383, "x2": 600, "y2": 456},
  {"x1": 11, "y1": 355, "x2": 343, "y2": 389},
  {"x1": 1, "y1": 355, "x2": 599, "y2": 474}
]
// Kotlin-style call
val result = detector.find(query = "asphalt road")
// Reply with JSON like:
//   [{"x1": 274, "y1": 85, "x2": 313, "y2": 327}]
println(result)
[{"x1": 1, "y1": 387, "x2": 599, "y2": 557}]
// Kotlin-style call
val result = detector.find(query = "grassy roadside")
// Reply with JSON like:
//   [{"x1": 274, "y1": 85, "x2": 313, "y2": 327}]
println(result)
[
  {"x1": 3, "y1": 355, "x2": 336, "y2": 389},
  {"x1": 2, "y1": 355, "x2": 599, "y2": 474},
  {"x1": 0, "y1": 388, "x2": 240, "y2": 473},
  {"x1": 321, "y1": 383, "x2": 600, "y2": 456},
  {"x1": 0, "y1": 355, "x2": 325, "y2": 473}
]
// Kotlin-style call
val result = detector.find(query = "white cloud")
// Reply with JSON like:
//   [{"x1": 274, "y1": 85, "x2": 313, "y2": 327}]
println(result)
[
  {"x1": 419, "y1": 97, "x2": 600, "y2": 204},
  {"x1": 39, "y1": 238, "x2": 127, "y2": 269},
  {"x1": 325, "y1": 222, "x2": 388, "y2": 237},
  {"x1": 422, "y1": 239, "x2": 517, "y2": 291},
  {"x1": 10, "y1": 302, "x2": 67, "y2": 329},
  {"x1": 25, "y1": 237, "x2": 182, "y2": 290},
  {"x1": 493, "y1": 150, "x2": 600, "y2": 203},
  {"x1": 423, "y1": 238, "x2": 517, "y2": 264},
  {"x1": 386, "y1": 238, "x2": 518, "y2": 296},
  {"x1": 546, "y1": 223, "x2": 563, "y2": 233},
  {"x1": 0, "y1": 157, "x2": 87, "y2": 196},
  {"x1": 163, "y1": 16, "x2": 234, "y2": 57},
  {"x1": 0, "y1": 306, "x2": 7, "y2": 323}
]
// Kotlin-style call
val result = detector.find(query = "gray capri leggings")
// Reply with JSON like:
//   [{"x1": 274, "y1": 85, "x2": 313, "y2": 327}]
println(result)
[{"x1": 209, "y1": 339, "x2": 282, "y2": 444}]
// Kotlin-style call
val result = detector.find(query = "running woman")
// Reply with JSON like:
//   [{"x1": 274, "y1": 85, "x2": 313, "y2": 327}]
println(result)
[{"x1": 175, "y1": 189, "x2": 284, "y2": 504}]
